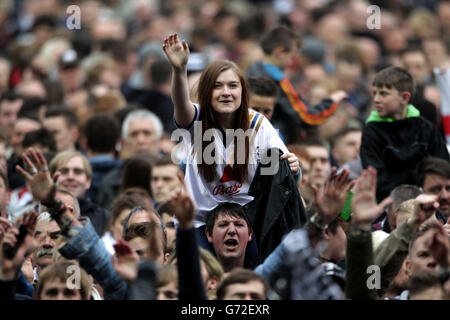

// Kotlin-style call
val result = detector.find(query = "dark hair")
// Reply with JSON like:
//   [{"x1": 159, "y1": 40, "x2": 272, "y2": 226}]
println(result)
[
  {"x1": 372, "y1": 66, "x2": 416, "y2": 100},
  {"x1": 124, "y1": 221, "x2": 153, "y2": 241},
  {"x1": 108, "y1": 191, "x2": 151, "y2": 232},
  {"x1": 0, "y1": 91, "x2": 22, "y2": 103},
  {"x1": 216, "y1": 268, "x2": 268, "y2": 300},
  {"x1": 22, "y1": 128, "x2": 57, "y2": 152},
  {"x1": 205, "y1": 203, "x2": 251, "y2": 236},
  {"x1": 246, "y1": 76, "x2": 278, "y2": 98},
  {"x1": 196, "y1": 60, "x2": 250, "y2": 183},
  {"x1": 388, "y1": 184, "x2": 422, "y2": 212},
  {"x1": 414, "y1": 157, "x2": 450, "y2": 187},
  {"x1": 155, "y1": 201, "x2": 174, "y2": 217},
  {"x1": 120, "y1": 154, "x2": 155, "y2": 196},
  {"x1": 20, "y1": 97, "x2": 47, "y2": 119},
  {"x1": 400, "y1": 45, "x2": 425, "y2": 59},
  {"x1": 150, "y1": 59, "x2": 172, "y2": 88},
  {"x1": 260, "y1": 26, "x2": 300, "y2": 55},
  {"x1": 297, "y1": 138, "x2": 328, "y2": 149},
  {"x1": 153, "y1": 155, "x2": 177, "y2": 168},
  {"x1": 84, "y1": 114, "x2": 120, "y2": 153},
  {"x1": 45, "y1": 108, "x2": 79, "y2": 128},
  {"x1": 32, "y1": 15, "x2": 58, "y2": 31},
  {"x1": 331, "y1": 127, "x2": 362, "y2": 148},
  {"x1": 326, "y1": 218, "x2": 340, "y2": 235},
  {"x1": 408, "y1": 222, "x2": 440, "y2": 256}
]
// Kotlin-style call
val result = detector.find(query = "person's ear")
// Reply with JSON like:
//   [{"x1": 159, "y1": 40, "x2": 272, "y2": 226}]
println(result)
[
  {"x1": 206, "y1": 229, "x2": 213, "y2": 243},
  {"x1": 322, "y1": 228, "x2": 330, "y2": 241},
  {"x1": 405, "y1": 256, "x2": 412, "y2": 278},
  {"x1": 206, "y1": 276, "x2": 219, "y2": 291},
  {"x1": 248, "y1": 230, "x2": 253, "y2": 242},
  {"x1": 163, "y1": 252, "x2": 170, "y2": 264},
  {"x1": 71, "y1": 126, "x2": 80, "y2": 143},
  {"x1": 86, "y1": 176, "x2": 92, "y2": 189},
  {"x1": 401, "y1": 91, "x2": 411, "y2": 104}
]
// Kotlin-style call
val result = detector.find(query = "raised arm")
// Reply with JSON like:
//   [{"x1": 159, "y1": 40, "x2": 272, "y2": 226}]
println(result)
[{"x1": 163, "y1": 33, "x2": 196, "y2": 128}]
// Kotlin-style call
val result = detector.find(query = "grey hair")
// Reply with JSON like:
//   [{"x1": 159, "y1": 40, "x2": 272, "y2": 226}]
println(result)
[
  {"x1": 121, "y1": 109, "x2": 163, "y2": 140},
  {"x1": 38, "y1": 211, "x2": 53, "y2": 222}
]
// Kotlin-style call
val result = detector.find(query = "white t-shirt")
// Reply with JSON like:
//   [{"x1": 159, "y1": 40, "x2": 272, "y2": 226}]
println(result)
[{"x1": 178, "y1": 104, "x2": 288, "y2": 226}]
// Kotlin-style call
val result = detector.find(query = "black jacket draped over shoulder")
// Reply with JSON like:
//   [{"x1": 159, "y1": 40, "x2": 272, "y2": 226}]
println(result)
[{"x1": 245, "y1": 148, "x2": 307, "y2": 264}]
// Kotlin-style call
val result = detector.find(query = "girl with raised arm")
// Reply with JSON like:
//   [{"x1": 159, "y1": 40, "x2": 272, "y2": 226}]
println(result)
[{"x1": 163, "y1": 33, "x2": 300, "y2": 228}]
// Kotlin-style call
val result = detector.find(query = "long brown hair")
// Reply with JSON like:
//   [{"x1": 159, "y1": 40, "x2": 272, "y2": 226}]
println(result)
[{"x1": 195, "y1": 60, "x2": 250, "y2": 183}]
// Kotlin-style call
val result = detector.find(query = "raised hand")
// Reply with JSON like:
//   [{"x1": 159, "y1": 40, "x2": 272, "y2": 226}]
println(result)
[
  {"x1": 0, "y1": 217, "x2": 13, "y2": 243},
  {"x1": 351, "y1": 166, "x2": 393, "y2": 227},
  {"x1": 329, "y1": 90, "x2": 348, "y2": 104},
  {"x1": 16, "y1": 148, "x2": 59, "y2": 205},
  {"x1": 407, "y1": 194, "x2": 440, "y2": 232},
  {"x1": 0, "y1": 213, "x2": 38, "y2": 281},
  {"x1": 163, "y1": 33, "x2": 190, "y2": 71},
  {"x1": 168, "y1": 192, "x2": 195, "y2": 229},
  {"x1": 112, "y1": 238, "x2": 139, "y2": 283},
  {"x1": 312, "y1": 167, "x2": 354, "y2": 224},
  {"x1": 428, "y1": 220, "x2": 450, "y2": 268},
  {"x1": 168, "y1": 177, "x2": 195, "y2": 229},
  {"x1": 443, "y1": 216, "x2": 450, "y2": 237}
]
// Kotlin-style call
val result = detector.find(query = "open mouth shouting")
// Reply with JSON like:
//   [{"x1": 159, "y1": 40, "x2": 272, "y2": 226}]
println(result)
[{"x1": 224, "y1": 238, "x2": 239, "y2": 250}]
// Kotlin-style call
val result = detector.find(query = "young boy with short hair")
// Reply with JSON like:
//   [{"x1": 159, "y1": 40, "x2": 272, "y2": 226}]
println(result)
[
  {"x1": 247, "y1": 76, "x2": 278, "y2": 121},
  {"x1": 360, "y1": 66, "x2": 450, "y2": 202},
  {"x1": 246, "y1": 26, "x2": 347, "y2": 144}
]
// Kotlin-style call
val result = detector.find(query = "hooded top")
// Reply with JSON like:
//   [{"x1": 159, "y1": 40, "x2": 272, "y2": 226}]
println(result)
[{"x1": 361, "y1": 104, "x2": 450, "y2": 202}]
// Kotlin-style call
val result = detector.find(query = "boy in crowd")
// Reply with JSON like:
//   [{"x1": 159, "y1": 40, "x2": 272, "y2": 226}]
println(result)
[
  {"x1": 246, "y1": 26, "x2": 347, "y2": 144},
  {"x1": 246, "y1": 76, "x2": 278, "y2": 121},
  {"x1": 360, "y1": 66, "x2": 449, "y2": 202}
]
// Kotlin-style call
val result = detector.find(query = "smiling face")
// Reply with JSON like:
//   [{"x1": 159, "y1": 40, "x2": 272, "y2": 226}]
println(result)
[
  {"x1": 56, "y1": 156, "x2": 91, "y2": 198},
  {"x1": 206, "y1": 212, "x2": 252, "y2": 267},
  {"x1": 211, "y1": 69, "x2": 242, "y2": 117}
]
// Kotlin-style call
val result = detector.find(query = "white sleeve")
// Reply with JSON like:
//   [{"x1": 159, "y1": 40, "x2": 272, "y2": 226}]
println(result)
[
  {"x1": 434, "y1": 68, "x2": 450, "y2": 116},
  {"x1": 260, "y1": 116, "x2": 289, "y2": 154}
]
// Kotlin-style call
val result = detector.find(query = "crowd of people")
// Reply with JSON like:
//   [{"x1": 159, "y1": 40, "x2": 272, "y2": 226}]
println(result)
[{"x1": 0, "y1": 0, "x2": 450, "y2": 301}]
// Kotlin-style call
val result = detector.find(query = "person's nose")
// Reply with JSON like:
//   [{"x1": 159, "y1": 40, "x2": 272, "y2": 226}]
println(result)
[
  {"x1": 222, "y1": 86, "x2": 231, "y2": 96},
  {"x1": 440, "y1": 187, "x2": 449, "y2": 201},
  {"x1": 43, "y1": 234, "x2": 54, "y2": 249},
  {"x1": 227, "y1": 224, "x2": 237, "y2": 235}
]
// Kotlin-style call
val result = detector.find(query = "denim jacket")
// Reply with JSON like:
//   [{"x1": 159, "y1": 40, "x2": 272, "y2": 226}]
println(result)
[{"x1": 58, "y1": 217, "x2": 128, "y2": 300}]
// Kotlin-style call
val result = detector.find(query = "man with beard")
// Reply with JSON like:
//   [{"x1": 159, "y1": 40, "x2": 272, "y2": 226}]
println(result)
[{"x1": 415, "y1": 157, "x2": 450, "y2": 222}]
